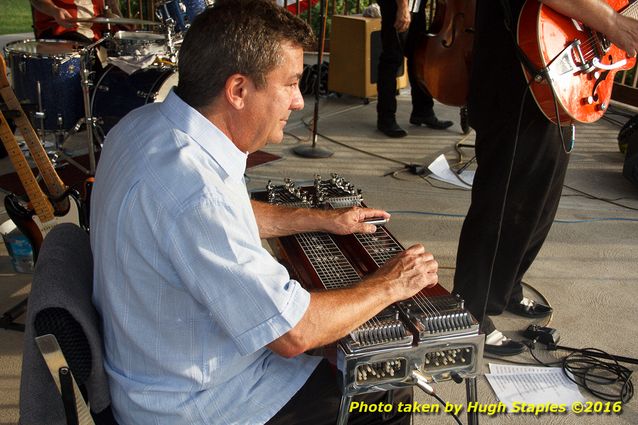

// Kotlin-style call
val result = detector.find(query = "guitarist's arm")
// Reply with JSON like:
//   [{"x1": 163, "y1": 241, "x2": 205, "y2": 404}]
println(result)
[{"x1": 542, "y1": 0, "x2": 638, "y2": 56}]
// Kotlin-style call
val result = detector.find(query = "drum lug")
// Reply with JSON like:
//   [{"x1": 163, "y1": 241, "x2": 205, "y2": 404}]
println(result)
[{"x1": 18, "y1": 59, "x2": 26, "y2": 74}]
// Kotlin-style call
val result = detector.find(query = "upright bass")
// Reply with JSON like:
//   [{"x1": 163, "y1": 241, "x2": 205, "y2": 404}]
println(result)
[{"x1": 413, "y1": 0, "x2": 476, "y2": 108}]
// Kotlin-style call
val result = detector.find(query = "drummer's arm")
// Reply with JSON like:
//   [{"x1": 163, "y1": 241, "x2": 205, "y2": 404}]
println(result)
[
  {"x1": 30, "y1": 0, "x2": 74, "y2": 27},
  {"x1": 105, "y1": 0, "x2": 124, "y2": 17}
]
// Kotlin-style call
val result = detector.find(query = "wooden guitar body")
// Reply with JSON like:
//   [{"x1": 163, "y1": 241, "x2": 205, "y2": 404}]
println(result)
[
  {"x1": 4, "y1": 191, "x2": 83, "y2": 260},
  {"x1": 518, "y1": 0, "x2": 636, "y2": 124}
]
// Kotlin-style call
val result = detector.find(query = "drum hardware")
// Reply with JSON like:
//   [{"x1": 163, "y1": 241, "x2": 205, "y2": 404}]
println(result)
[
  {"x1": 4, "y1": 39, "x2": 94, "y2": 175},
  {"x1": 78, "y1": 37, "x2": 110, "y2": 175},
  {"x1": 34, "y1": 70, "x2": 91, "y2": 175}
]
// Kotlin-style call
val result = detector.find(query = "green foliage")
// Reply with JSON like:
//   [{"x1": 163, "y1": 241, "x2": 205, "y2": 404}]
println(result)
[
  {"x1": 306, "y1": 0, "x2": 375, "y2": 42},
  {"x1": 0, "y1": 0, "x2": 34, "y2": 35}
]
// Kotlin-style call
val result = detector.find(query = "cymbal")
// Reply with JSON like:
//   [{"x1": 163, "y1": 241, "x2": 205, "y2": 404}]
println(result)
[{"x1": 70, "y1": 16, "x2": 161, "y2": 26}]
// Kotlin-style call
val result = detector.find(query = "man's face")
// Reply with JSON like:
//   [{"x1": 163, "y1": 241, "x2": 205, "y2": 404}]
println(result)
[{"x1": 240, "y1": 42, "x2": 305, "y2": 152}]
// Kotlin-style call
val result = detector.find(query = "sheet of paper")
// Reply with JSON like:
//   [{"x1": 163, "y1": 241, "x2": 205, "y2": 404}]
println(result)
[
  {"x1": 427, "y1": 154, "x2": 474, "y2": 189},
  {"x1": 489, "y1": 363, "x2": 561, "y2": 375},
  {"x1": 485, "y1": 368, "x2": 585, "y2": 411}
]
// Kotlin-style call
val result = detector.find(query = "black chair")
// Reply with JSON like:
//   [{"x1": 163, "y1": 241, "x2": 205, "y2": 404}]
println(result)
[{"x1": 19, "y1": 223, "x2": 117, "y2": 425}]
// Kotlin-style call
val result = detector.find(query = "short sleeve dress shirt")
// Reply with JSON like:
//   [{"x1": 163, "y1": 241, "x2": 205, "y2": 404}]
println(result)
[{"x1": 90, "y1": 90, "x2": 320, "y2": 424}]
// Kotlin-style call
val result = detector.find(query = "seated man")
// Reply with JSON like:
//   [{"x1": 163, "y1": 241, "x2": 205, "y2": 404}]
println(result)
[{"x1": 90, "y1": 1, "x2": 439, "y2": 423}]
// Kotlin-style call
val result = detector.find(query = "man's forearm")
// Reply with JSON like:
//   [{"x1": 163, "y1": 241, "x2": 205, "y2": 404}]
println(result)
[
  {"x1": 251, "y1": 200, "x2": 320, "y2": 238},
  {"x1": 106, "y1": 0, "x2": 124, "y2": 16},
  {"x1": 542, "y1": 0, "x2": 616, "y2": 35},
  {"x1": 30, "y1": 0, "x2": 60, "y2": 17}
]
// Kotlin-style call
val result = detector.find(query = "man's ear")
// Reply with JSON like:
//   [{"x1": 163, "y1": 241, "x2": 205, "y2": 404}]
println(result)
[{"x1": 225, "y1": 74, "x2": 250, "y2": 110}]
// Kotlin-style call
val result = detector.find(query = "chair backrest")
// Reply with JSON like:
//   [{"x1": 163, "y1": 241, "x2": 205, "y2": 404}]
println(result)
[{"x1": 19, "y1": 223, "x2": 115, "y2": 425}]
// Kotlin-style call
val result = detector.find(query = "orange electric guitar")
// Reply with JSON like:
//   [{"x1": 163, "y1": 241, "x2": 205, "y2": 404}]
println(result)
[
  {"x1": 517, "y1": 0, "x2": 638, "y2": 125},
  {"x1": 0, "y1": 55, "x2": 86, "y2": 258}
]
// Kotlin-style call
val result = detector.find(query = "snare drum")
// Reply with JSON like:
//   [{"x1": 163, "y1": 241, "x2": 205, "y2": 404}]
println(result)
[
  {"x1": 91, "y1": 65, "x2": 178, "y2": 134},
  {"x1": 5, "y1": 39, "x2": 85, "y2": 131},
  {"x1": 109, "y1": 31, "x2": 167, "y2": 57}
]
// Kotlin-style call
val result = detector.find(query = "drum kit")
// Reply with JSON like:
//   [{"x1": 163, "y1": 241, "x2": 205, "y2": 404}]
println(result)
[{"x1": 2, "y1": 0, "x2": 206, "y2": 174}]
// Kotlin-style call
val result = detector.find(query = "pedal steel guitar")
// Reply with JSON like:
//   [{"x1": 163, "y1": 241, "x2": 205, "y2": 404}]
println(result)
[{"x1": 252, "y1": 174, "x2": 485, "y2": 400}]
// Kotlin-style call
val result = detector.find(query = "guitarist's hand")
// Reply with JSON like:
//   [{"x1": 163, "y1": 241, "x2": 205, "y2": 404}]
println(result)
[
  {"x1": 395, "y1": 1, "x2": 411, "y2": 33},
  {"x1": 608, "y1": 14, "x2": 638, "y2": 58},
  {"x1": 543, "y1": 0, "x2": 638, "y2": 57}
]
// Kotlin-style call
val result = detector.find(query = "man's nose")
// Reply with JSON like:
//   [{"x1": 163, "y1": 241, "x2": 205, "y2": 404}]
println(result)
[{"x1": 291, "y1": 85, "x2": 304, "y2": 110}]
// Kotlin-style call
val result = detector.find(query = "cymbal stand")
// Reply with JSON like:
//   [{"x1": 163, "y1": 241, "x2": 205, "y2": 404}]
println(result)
[
  {"x1": 164, "y1": 21, "x2": 178, "y2": 63},
  {"x1": 78, "y1": 38, "x2": 108, "y2": 175},
  {"x1": 35, "y1": 81, "x2": 46, "y2": 143}
]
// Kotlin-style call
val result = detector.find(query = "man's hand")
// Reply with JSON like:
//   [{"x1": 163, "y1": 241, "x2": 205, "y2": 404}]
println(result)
[
  {"x1": 366, "y1": 244, "x2": 439, "y2": 300},
  {"x1": 394, "y1": 4, "x2": 411, "y2": 33},
  {"x1": 319, "y1": 207, "x2": 391, "y2": 235},
  {"x1": 268, "y1": 243, "x2": 438, "y2": 358},
  {"x1": 608, "y1": 14, "x2": 638, "y2": 57},
  {"x1": 54, "y1": 8, "x2": 75, "y2": 28}
]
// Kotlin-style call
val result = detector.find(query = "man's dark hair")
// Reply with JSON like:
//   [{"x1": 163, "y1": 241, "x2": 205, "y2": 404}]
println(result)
[{"x1": 175, "y1": 0, "x2": 316, "y2": 108}]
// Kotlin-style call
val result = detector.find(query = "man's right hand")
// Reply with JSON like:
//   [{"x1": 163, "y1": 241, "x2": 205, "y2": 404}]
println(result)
[
  {"x1": 54, "y1": 8, "x2": 75, "y2": 28},
  {"x1": 368, "y1": 243, "x2": 439, "y2": 301},
  {"x1": 394, "y1": 2, "x2": 411, "y2": 33}
]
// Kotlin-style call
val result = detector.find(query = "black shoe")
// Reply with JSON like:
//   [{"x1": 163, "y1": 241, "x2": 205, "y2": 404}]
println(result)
[
  {"x1": 377, "y1": 122, "x2": 408, "y2": 138},
  {"x1": 410, "y1": 115, "x2": 453, "y2": 130},
  {"x1": 506, "y1": 298, "x2": 553, "y2": 318},
  {"x1": 483, "y1": 329, "x2": 527, "y2": 356},
  {"x1": 484, "y1": 339, "x2": 527, "y2": 356}
]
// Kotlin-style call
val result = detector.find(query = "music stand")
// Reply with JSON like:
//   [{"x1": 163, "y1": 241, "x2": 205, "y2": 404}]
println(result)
[{"x1": 293, "y1": 0, "x2": 333, "y2": 158}]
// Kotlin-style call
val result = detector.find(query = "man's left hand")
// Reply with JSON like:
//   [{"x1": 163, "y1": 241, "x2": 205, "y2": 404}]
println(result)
[{"x1": 321, "y1": 207, "x2": 391, "y2": 235}]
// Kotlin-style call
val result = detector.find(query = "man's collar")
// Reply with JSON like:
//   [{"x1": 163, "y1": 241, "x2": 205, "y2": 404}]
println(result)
[{"x1": 160, "y1": 90, "x2": 248, "y2": 181}]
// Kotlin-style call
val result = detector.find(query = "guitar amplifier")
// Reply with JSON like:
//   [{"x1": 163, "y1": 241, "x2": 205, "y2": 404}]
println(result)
[{"x1": 328, "y1": 14, "x2": 408, "y2": 100}]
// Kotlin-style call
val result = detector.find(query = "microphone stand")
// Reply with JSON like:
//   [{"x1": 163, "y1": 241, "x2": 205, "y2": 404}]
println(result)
[{"x1": 293, "y1": 0, "x2": 333, "y2": 158}]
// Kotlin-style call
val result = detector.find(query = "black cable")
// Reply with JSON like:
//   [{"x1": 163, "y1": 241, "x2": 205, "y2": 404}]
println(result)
[
  {"x1": 510, "y1": 343, "x2": 636, "y2": 403},
  {"x1": 429, "y1": 393, "x2": 463, "y2": 425},
  {"x1": 562, "y1": 183, "x2": 638, "y2": 211},
  {"x1": 561, "y1": 348, "x2": 634, "y2": 403}
]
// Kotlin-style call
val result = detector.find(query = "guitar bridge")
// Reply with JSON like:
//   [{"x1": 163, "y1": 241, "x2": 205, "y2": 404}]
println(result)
[{"x1": 547, "y1": 39, "x2": 595, "y2": 79}]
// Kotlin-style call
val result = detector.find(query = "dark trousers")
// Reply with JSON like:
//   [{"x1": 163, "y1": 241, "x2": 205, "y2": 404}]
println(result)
[
  {"x1": 377, "y1": 0, "x2": 434, "y2": 125},
  {"x1": 267, "y1": 360, "x2": 413, "y2": 425},
  {"x1": 452, "y1": 0, "x2": 570, "y2": 330},
  {"x1": 453, "y1": 84, "x2": 570, "y2": 328}
]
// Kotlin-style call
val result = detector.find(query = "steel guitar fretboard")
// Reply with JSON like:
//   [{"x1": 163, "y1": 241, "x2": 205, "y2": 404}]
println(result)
[
  {"x1": 294, "y1": 232, "x2": 360, "y2": 290},
  {"x1": 294, "y1": 231, "x2": 412, "y2": 349}
]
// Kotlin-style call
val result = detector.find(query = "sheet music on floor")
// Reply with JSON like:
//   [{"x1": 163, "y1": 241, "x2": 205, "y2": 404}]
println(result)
[
  {"x1": 427, "y1": 154, "x2": 474, "y2": 189},
  {"x1": 485, "y1": 363, "x2": 585, "y2": 412}
]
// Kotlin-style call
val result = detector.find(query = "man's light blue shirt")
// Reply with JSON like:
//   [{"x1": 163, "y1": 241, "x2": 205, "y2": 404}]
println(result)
[{"x1": 90, "y1": 90, "x2": 320, "y2": 424}]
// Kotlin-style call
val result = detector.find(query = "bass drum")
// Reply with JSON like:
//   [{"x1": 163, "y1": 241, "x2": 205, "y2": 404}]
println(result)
[{"x1": 91, "y1": 65, "x2": 178, "y2": 135}]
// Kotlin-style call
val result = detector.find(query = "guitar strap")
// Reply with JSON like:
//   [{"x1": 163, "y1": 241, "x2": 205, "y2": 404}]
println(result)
[{"x1": 498, "y1": 0, "x2": 548, "y2": 82}]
